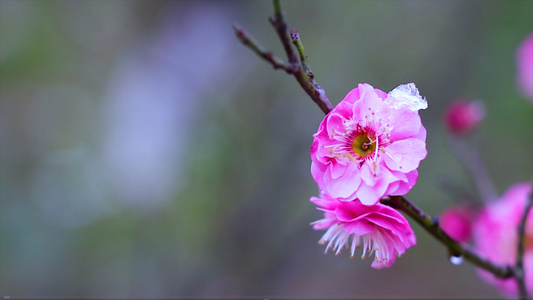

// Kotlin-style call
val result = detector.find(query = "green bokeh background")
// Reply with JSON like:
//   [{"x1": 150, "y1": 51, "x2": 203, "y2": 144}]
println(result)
[{"x1": 1, "y1": 0, "x2": 532, "y2": 298}]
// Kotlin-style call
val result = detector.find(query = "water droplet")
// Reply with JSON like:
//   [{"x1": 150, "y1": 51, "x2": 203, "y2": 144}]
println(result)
[{"x1": 450, "y1": 255, "x2": 463, "y2": 265}]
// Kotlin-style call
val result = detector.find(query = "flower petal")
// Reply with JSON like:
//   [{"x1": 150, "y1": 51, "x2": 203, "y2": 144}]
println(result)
[
  {"x1": 383, "y1": 138, "x2": 427, "y2": 172},
  {"x1": 310, "y1": 191, "x2": 417, "y2": 268},
  {"x1": 324, "y1": 163, "x2": 361, "y2": 200}
]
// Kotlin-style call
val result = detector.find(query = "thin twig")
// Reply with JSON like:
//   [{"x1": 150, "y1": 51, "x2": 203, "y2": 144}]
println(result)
[
  {"x1": 516, "y1": 189, "x2": 532, "y2": 299},
  {"x1": 234, "y1": 0, "x2": 333, "y2": 115},
  {"x1": 268, "y1": 0, "x2": 333, "y2": 114},
  {"x1": 381, "y1": 196, "x2": 515, "y2": 279},
  {"x1": 233, "y1": 24, "x2": 296, "y2": 73},
  {"x1": 269, "y1": 0, "x2": 299, "y2": 68},
  {"x1": 290, "y1": 29, "x2": 332, "y2": 115},
  {"x1": 291, "y1": 29, "x2": 312, "y2": 77},
  {"x1": 449, "y1": 137, "x2": 497, "y2": 203}
]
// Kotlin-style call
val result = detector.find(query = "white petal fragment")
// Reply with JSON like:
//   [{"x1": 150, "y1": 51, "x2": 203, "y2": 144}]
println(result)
[{"x1": 386, "y1": 83, "x2": 428, "y2": 111}]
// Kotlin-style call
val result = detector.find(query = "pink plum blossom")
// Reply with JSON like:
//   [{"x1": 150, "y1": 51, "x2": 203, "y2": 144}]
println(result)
[
  {"x1": 516, "y1": 33, "x2": 533, "y2": 101},
  {"x1": 440, "y1": 204, "x2": 475, "y2": 243},
  {"x1": 310, "y1": 191, "x2": 416, "y2": 269},
  {"x1": 443, "y1": 99, "x2": 485, "y2": 136},
  {"x1": 310, "y1": 83, "x2": 427, "y2": 205},
  {"x1": 472, "y1": 182, "x2": 533, "y2": 297}
]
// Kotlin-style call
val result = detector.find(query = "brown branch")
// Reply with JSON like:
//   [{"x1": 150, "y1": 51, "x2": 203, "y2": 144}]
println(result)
[
  {"x1": 290, "y1": 29, "x2": 333, "y2": 115},
  {"x1": 381, "y1": 196, "x2": 515, "y2": 279},
  {"x1": 269, "y1": 0, "x2": 299, "y2": 68},
  {"x1": 233, "y1": 24, "x2": 296, "y2": 74},
  {"x1": 516, "y1": 189, "x2": 533, "y2": 299},
  {"x1": 233, "y1": 0, "x2": 333, "y2": 115},
  {"x1": 234, "y1": 0, "x2": 528, "y2": 289}
]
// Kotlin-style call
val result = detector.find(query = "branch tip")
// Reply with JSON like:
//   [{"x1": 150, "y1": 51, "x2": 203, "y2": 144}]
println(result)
[{"x1": 290, "y1": 28, "x2": 299, "y2": 41}]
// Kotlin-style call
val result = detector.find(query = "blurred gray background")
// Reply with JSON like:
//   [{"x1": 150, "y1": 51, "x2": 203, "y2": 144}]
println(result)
[{"x1": 1, "y1": 0, "x2": 532, "y2": 298}]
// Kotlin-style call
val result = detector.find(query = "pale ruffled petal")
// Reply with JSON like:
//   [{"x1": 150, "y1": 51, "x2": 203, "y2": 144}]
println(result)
[
  {"x1": 386, "y1": 170, "x2": 418, "y2": 196},
  {"x1": 387, "y1": 110, "x2": 422, "y2": 142},
  {"x1": 382, "y1": 138, "x2": 427, "y2": 172},
  {"x1": 323, "y1": 163, "x2": 361, "y2": 200},
  {"x1": 356, "y1": 178, "x2": 389, "y2": 206},
  {"x1": 326, "y1": 113, "x2": 348, "y2": 137},
  {"x1": 310, "y1": 192, "x2": 416, "y2": 269}
]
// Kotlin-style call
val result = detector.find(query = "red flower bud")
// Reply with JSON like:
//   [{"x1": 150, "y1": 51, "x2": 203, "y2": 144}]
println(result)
[{"x1": 444, "y1": 100, "x2": 484, "y2": 136}]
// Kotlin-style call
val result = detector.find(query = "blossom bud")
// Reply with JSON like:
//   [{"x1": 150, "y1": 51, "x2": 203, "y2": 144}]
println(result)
[
  {"x1": 516, "y1": 33, "x2": 533, "y2": 101},
  {"x1": 443, "y1": 100, "x2": 484, "y2": 136},
  {"x1": 440, "y1": 204, "x2": 475, "y2": 243}
]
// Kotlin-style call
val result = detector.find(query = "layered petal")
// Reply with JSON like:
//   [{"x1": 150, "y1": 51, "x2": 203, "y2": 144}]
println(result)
[
  {"x1": 323, "y1": 162, "x2": 361, "y2": 200},
  {"x1": 382, "y1": 138, "x2": 427, "y2": 172},
  {"x1": 310, "y1": 191, "x2": 416, "y2": 269},
  {"x1": 472, "y1": 182, "x2": 533, "y2": 297},
  {"x1": 310, "y1": 83, "x2": 427, "y2": 205}
]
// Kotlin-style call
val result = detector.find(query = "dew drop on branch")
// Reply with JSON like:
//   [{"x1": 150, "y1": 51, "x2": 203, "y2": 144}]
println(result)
[{"x1": 449, "y1": 255, "x2": 463, "y2": 265}]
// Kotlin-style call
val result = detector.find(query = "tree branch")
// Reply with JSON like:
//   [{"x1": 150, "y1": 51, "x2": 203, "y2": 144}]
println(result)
[
  {"x1": 381, "y1": 196, "x2": 515, "y2": 279},
  {"x1": 290, "y1": 29, "x2": 332, "y2": 115},
  {"x1": 234, "y1": 0, "x2": 528, "y2": 290},
  {"x1": 516, "y1": 189, "x2": 532, "y2": 299},
  {"x1": 234, "y1": 0, "x2": 333, "y2": 115},
  {"x1": 269, "y1": 0, "x2": 299, "y2": 67},
  {"x1": 233, "y1": 24, "x2": 296, "y2": 74}
]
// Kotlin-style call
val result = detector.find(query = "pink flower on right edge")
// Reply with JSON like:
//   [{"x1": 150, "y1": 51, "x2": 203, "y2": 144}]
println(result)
[
  {"x1": 310, "y1": 83, "x2": 427, "y2": 205},
  {"x1": 472, "y1": 182, "x2": 533, "y2": 297},
  {"x1": 311, "y1": 191, "x2": 416, "y2": 269},
  {"x1": 516, "y1": 33, "x2": 533, "y2": 101}
]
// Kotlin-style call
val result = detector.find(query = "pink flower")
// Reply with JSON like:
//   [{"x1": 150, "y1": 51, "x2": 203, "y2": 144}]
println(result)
[
  {"x1": 310, "y1": 191, "x2": 417, "y2": 269},
  {"x1": 443, "y1": 100, "x2": 485, "y2": 136},
  {"x1": 310, "y1": 83, "x2": 427, "y2": 205},
  {"x1": 440, "y1": 204, "x2": 475, "y2": 243},
  {"x1": 472, "y1": 182, "x2": 533, "y2": 297},
  {"x1": 516, "y1": 33, "x2": 533, "y2": 100}
]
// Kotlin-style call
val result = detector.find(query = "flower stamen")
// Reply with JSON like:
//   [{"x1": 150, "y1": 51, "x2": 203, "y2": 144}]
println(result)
[{"x1": 352, "y1": 133, "x2": 377, "y2": 158}]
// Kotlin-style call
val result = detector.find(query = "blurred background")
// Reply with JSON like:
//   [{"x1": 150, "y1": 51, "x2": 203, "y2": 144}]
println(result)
[{"x1": 1, "y1": 0, "x2": 532, "y2": 298}]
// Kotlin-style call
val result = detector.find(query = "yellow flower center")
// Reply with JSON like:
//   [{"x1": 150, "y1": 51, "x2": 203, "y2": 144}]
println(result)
[{"x1": 352, "y1": 134, "x2": 376, "y2": 157}]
